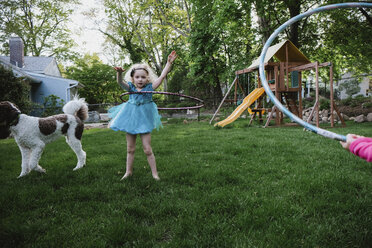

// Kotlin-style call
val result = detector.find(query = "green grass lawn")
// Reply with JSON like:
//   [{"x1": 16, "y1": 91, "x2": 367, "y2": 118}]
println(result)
[{"x1": 0, "y1": 119, "x2": 371, "y2": 247}]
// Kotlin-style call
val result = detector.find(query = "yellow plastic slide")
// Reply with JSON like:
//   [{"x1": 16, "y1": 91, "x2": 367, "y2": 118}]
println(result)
[{"x1": 214, "y1": 87, "x2": 265, "y2": 127}]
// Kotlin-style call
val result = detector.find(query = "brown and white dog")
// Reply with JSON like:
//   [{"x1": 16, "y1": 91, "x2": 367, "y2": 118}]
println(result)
[{"x1": 0, "y1": 97, "x2": 89, "y2": 178}]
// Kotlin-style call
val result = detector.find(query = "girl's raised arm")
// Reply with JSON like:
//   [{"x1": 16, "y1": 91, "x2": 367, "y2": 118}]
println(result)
[
  {"x1": 153, "y1": 51, "x2": 177, "y2": 90},
  {"x1": 114, "y1": 67, "x2": 130, "y2": 91}
]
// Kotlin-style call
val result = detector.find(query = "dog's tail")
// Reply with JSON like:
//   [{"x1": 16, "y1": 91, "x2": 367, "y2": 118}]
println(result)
[{"x1": 63, "y1": 95, "x2": 89, "y2": 121}]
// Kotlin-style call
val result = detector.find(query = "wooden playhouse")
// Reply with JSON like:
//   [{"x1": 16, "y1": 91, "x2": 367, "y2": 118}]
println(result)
[{"x1": 223, "y1": 40, "x2": 344, "y2": 127}]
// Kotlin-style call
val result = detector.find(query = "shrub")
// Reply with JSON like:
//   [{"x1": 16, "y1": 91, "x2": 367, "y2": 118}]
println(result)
[
  {"x1": 340, "y1": 96, "x2": 353, "y2": 106},
  {"x1": 303, "y1": 97, "x2": 315, "y2": 109},
  {"x1": 340, "y1": 95, "x2": 371, "y2": 108},
  {"x1": 177, "y1": 102, "x2": 193, "y2": 108},
  {"x1": 0, "y1": 65, "x2": 32, "y2": 113},
  {"x1": 165, "y1": 103, "x2": 177, "y2": 108},
  {"x1": 41, "y1": 95, "x2": 65, "y2": 117},
  {"x1": 319, "y1": 98, "x2": 330, "y2": 110},
  {"x1": 362, "y1": 102, "x2": 372, "y2": 109}
]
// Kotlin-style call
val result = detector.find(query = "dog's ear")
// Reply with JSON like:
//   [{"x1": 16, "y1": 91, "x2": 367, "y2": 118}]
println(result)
[
  {"x1": 0, "y1": 102, "x2": 8, "y2": 123},
  {"x1": 0, "y1": 126, "x2": 11, "y2": 139},
  {"x1": 0, "y1": 101, "x2": 21, "y2": 124},
  {"x1": 0, "y1": 102, "x2": 10, "y2": 138}
]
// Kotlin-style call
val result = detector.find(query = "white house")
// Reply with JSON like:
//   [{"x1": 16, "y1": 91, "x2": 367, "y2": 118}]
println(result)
[{"x1": 336, "y1": 73, "x2": 372, "y2": 99}]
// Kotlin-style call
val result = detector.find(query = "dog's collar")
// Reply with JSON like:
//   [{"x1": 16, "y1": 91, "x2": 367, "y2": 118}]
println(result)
[{"x1": 9, "y1": 112, "x2": 21, "y2": 126}]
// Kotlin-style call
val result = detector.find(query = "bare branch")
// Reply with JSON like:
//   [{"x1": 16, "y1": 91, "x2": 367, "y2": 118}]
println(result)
[
  {"x1": 147, "y1": 10, "x2": 161, "y2": 68},
  {"x1": 136, "y1": 32, "x2": 161, "y2": 72},
  {"x1": 183, "y1": 0, "x2": 192, "y2": 32},
  {"x1": 154, "y1": 0, "x2": 189, "y2": 37},
  {"x1": 359, "y1": 7, "x2": 372, "y2": 26}
]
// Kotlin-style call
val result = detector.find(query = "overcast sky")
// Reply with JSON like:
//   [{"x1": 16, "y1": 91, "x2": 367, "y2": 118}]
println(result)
[{"x1": 69, "y1": 0, "x2": 107, "y2": 62}]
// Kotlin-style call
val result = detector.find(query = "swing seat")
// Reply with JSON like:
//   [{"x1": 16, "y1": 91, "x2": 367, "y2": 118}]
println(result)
[{"x1": 248, "y1": 108, "x2": 265, "y2": 115}]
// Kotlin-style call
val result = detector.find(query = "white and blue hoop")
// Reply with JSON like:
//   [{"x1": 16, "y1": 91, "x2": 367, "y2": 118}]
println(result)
[{"x1": 259, "y1": 2, "x2": 372, "y2": 142}]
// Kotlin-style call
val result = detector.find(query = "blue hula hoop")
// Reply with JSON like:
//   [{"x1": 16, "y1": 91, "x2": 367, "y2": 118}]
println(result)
[{"x1": 259, "y1": 2, "x2": 372, "y2": 142}]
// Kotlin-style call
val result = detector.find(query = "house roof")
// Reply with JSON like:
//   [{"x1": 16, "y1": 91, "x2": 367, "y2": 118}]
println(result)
[
  {"x1": 0, "y1": 57, "x2": 41, "y2": 83},
  {"x1": 0, "y1": 56, "x2": 56, "y2": 74},
  {"x1": 0, "y1": 56, "x2": 82, "y2": 87},
  {"x1": 26, "y1": 72, "x2": 81, "y2": 87},
  {"x1": 24, "y1": 56, "x2": 56, "y2": 73},
  {"x1": 248, "y1": 40, "x2": 311, "y2": 70}
]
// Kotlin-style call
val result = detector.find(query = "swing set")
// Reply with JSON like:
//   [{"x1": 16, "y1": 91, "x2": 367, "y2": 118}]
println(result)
[{"x1": 211, "y1": 40, "x2": 345, "y2": 129}]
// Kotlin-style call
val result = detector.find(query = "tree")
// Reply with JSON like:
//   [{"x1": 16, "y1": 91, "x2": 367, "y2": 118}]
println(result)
[
  {"x1": 0, "y1": 64, "x2": 32, "y2": 113},
  {"x1": 0, "y1": 0, "x2": 78, "y2": 62},
  {"x1": 187, "y1": 0, "x2": 222, "y2": 105},
  {"x1": 98, "y1": 0, "x2": 372, "y2": 107},
  {"x1": 102, "y1": 0, "x2": 257, "y2": 105},
  {"x1": 188, "y1": 0, "x2": 256, "y2": 105},
  {"x1": 152, "y1": 0, "x2": 191, "y2": 38},
  {"x1": 314, "y1": 1, "x2": 372, "y2": 77},
  {"x1": 101, "y1": 0, "x2": 146, "y2": 63},
  {"x1": 64, "y1": 54, "x2": 118, "y2": 105},
  {"x1": 253, "y1": 0, "x2": 321, "y2": 50},
  {"x1": 252, "y1": 0, "x2": 372, "y2": 81},
  {"x1": 102, "y1": 0, "x2": 189, "y2": 91}
]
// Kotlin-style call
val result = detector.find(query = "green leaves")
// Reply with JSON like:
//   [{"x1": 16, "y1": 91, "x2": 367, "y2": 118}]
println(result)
[
  {"x1": 65, "y1": 54, "x2": 118, "y2": 104},
  {"x1": 0, "y1": 65, "x2": 32, "y2": 113},
  {"x1": 187, "y1": 0, "x2": 256, "y2": 103},
  {"x1": 2, "y1": 0, "x2": 371, "y2": 103},
  {"x1": 0, "y1": 0, "x2": 78, "y2": 62}
]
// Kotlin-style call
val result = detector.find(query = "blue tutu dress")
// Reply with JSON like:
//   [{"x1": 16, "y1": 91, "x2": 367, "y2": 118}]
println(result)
[{"x1": 108, "y1": 82, "x2": 162, "y2": 134}]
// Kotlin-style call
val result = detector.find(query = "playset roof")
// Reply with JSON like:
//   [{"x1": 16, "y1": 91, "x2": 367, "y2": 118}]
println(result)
[{"x1": 248, "y1": 40, "x2": 311, "y2": 70}]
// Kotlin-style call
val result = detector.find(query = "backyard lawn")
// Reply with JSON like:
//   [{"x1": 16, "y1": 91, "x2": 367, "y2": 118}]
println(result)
[{"x1": 0, "y1": 119, "x2": 371, "y2": 247}]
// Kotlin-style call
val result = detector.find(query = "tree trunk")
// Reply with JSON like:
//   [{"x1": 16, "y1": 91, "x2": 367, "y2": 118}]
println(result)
[{"x1": 286, "y1": 1, "x2": 301, "y2": 48}]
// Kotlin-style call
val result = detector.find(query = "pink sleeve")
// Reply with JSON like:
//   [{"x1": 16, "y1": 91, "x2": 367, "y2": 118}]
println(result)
[{"x1": 349, "y1": 137, "x2": 372, "y2": 162}]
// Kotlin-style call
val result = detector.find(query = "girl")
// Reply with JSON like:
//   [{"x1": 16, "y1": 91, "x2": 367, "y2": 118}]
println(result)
[
  {"x1": 109, "y1": 51, "x2": 177, "y2": 180},
  {"x1": 340, "y1": 134, "x2": 372, "y2": 162}
]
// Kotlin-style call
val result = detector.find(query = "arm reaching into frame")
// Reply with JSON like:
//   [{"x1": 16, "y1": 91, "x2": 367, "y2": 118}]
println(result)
[{"x1": 341, "y1": 134, "x2": 372, "y2": 162}]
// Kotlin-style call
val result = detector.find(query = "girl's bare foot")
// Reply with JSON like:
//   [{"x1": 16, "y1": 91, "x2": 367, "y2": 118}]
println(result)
[{"x1": 121, "y1": 173, "x2": 132, "y2": 180}]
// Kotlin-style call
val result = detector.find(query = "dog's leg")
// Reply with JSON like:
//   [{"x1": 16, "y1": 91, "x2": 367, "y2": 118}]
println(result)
[
  {"x1": 18, "y1": 146, "x2": 31, "y2": 178},
  {"x1": 34, "y1": 163, "x2": 46, "y2": 173},
  {"x1": 66, "y1": 136, "x2": 86, "y2": 171},
  {"x1": 28, "y1": 145, "x2": 45, "y2": 173}
]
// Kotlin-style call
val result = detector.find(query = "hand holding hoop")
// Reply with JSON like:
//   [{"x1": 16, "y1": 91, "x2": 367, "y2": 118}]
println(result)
[{"x1": 340, "y1": 134, "x2": 362, "y2": 150}]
